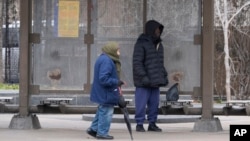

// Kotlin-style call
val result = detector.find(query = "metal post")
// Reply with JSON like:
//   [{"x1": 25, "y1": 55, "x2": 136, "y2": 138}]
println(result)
[
  {"x1": 19, "y1": 0, "x2": 31, "y2": 116},
  {"x1": 84, "y1": 0, "x2": 94, "y2": 93},
  {"x1": 193, "y1": 0, "x2": 222, "y2": 132},
  {"x1": 4, "y1": 0, "x2": 10, "y2": 83},
  {"x1": 9, "y1": 0, "x2": 41, "y2": 129},
  {"x1": 201, "y1": 0, "x2": 214, "y2": 119}
]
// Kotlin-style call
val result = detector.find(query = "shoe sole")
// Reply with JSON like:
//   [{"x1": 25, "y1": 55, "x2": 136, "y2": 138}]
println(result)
[
  {"x1": 87, "y1": 131, "x2": 97, "y2": 138},
  {"x1": 96, "y1": 136, "x2": 114, "y2": 140},
  {"x1": 148, "y1": 130, "x2": 162, "y2": 132},
  {"x1": 136, "y1": 130, "x2": 146, "y2": 132}
]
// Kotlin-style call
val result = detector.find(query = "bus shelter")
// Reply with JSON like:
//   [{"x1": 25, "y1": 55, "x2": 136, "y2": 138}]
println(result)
[{"x1": 10, "y1": 0, "x2": 221, "y2": 132}]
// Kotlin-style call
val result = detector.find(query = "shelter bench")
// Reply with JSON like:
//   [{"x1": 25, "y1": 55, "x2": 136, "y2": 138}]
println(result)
[
  {"x1": 0, "y1": 97, "x2": 13, "y2": 103},
  {"x1": 40, "y1": 98, "x2": 74, "y2": 105},
  {"x1": 222, "y1": 100, "x2": 250, "y2": 116},
  {"x1": 161, "y1": 100, "x2": 194, "y2": 107},
  {"x1": 224, "y1": 100, "x2": 250, "y2": 107},
  {"x1": 125, "y1": 98, "x2": 133, "y2": 104},
  {"x1": 160, "y1": 100, "x2": 194, "y2": 115}
]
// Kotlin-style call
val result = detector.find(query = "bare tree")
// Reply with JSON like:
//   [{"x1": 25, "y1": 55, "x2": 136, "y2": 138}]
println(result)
[{"x1": 215, "y1": 0, "x2": 250, "y2": 101}]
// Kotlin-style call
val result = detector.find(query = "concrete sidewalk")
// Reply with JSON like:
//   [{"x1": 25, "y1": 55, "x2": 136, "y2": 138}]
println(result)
[{"x1": 0, "y1": 114, "x2": 249, "y2": 141}]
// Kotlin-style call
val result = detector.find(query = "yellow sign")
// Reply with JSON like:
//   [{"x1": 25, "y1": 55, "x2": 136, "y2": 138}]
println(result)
[{"x1": 58, "y1": 0, "x2": 79, "y2": 37}]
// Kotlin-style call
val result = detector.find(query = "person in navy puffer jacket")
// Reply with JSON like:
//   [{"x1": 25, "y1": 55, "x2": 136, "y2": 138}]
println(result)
[{"x1": 133, "y1": 20, "x2": 169, "y2": 132}]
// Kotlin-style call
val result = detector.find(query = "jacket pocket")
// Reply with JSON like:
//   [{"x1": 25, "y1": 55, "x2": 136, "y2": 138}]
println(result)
[{"x1": 105, "y1": 88, "x2": 119, "y2": 105}]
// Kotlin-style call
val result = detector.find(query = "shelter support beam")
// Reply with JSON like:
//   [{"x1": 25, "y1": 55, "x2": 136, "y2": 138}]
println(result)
[
  {"x1": 83, "y1": 0, "x2": 94, "y2": 93},
  {"x1": 193, "y1": 0, "x2": 222, "y2": 132},
  {"x1": 9, "y1": 0, "x2": 41, "y2": 129}
]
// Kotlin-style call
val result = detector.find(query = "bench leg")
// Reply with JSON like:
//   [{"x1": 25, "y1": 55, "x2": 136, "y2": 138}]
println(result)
[{"x1": 245, "y1": 105, "x2": 250, "y2": 116}]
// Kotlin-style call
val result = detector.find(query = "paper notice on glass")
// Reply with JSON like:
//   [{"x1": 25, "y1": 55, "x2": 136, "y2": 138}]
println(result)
[{"x1": 58, "y1": 0, "x2": 79, "y2": 37}]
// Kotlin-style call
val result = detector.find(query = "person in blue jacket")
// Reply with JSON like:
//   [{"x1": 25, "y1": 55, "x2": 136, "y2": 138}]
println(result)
[
  {"x1": 133, "y1": 20, "x2": 169, "y2": 132},
  {"x1": 86, "y1": 42, "x2": 124, "y2": 140}
]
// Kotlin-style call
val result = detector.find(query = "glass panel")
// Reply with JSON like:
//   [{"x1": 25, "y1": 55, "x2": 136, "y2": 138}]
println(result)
[
  {"x1": 31, "y1": 0, "x2": 87, "y2": 90},
  {"x1": 29, "y1": 0, "x2": 201, "y2": 91},
  {"x1": 148, "y1": 0, "x2": 201, "y2": 91},
  {"x1": 94, "y1": 0, "x2": 143, "y2": 88}
]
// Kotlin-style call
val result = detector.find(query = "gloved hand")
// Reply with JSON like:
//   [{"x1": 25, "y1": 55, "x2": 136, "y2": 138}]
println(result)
[
  {"x1": 142, "y1": 76, "x2": 150, "y2": 86},
  {"x1": 118, "y1": 95, "x2": 127, "y2": 108},
  {"x1": 118, "y1": 80, "x2": 125, "y2": 87},
  {"x1": 165, "y1": 78, "x2": 169, "y2": 85}
]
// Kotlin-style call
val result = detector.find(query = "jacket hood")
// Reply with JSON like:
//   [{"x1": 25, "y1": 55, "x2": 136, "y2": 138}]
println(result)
[
  {"x1": 145, "y1": 20, "x2": 164, "y2": 36},
  {"x1": 144, "y1": 20, "x2": 164, "y2": 44},
  {"x1": 101, "y1": 41, "x2": 121, "y2": 78},
  {"x1": 102, "y1": 41, "x2": 119, "y2": 59}
]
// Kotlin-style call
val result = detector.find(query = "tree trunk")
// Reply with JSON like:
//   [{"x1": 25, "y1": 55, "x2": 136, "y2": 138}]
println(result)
[{"x1": 223, "y1": 26, "x2": 231, "y2": 102}]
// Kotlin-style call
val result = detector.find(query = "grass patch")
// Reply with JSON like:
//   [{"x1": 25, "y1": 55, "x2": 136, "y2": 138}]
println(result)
[{"x1": 0, "y1": 83, "x2": 19, "y2": 90}]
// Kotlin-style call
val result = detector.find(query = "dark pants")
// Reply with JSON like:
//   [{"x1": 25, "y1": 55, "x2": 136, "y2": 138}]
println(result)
[{"x1": 134, "y1": 87, "x2": 160, "y2": 125}]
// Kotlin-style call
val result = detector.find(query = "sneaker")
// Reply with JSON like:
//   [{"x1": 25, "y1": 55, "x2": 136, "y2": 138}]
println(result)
[
  {"x1": 148, "y1": 123, "x2": 162, "y2": 132},
  {"x1": 136, "y1": 124, "x2": 145, "y2": 132},
  {"x1": 86, "y1": 128, "x2": 97, "y2": 138},
  {"x1": 96, "y1": 135, "x2": 114, "y2": 140}
]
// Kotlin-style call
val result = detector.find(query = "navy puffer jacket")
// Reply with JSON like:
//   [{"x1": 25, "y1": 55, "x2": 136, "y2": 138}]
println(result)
[{"x1": 132, "y1": 20, "x2": 168, "y2": 88}]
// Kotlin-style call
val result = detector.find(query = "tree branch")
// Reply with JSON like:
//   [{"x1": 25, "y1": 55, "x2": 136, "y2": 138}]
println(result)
[
  {"x1": 228, "y1": 1, "x2": 250, "y2": 24},
  {"x1": 215, "y1": 0, "x2": 225, "y2": 29}
]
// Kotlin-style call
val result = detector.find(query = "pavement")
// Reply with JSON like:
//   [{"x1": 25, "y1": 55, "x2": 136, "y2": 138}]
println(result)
[{"x1": 1, "y1": 113, "x2": 250, "y2": 141}]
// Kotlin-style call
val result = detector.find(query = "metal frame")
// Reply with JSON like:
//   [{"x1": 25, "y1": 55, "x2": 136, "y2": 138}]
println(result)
[{"x1": 18, "y1": 0, "x2": 215, "y2": 125}]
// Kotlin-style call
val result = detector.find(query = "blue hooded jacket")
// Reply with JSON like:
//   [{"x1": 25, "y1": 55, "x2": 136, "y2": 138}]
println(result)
[{"x1": 90, "y1": 53, "x2": 120, "y2": 105}]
